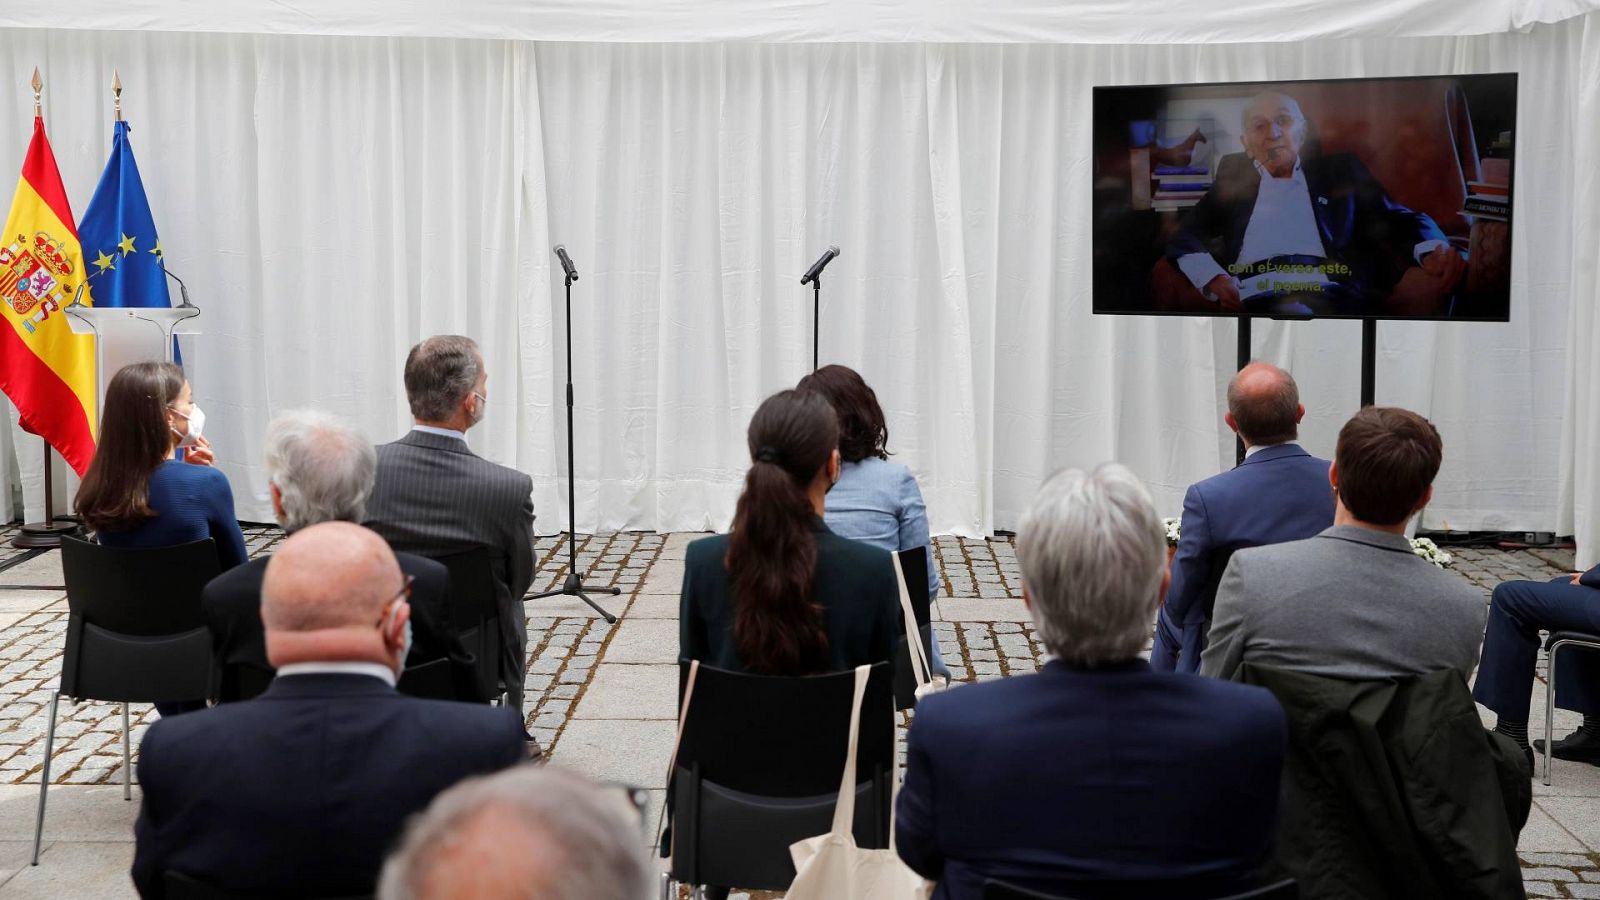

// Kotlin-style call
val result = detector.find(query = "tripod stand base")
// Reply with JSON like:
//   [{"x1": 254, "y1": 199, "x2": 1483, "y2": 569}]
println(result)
[
  {"x1": 530, "y1": 571, "x2": 621, "y2": 624},
  {"x1": 12, "y1": 519, "x2": 81, "y2": 549}
]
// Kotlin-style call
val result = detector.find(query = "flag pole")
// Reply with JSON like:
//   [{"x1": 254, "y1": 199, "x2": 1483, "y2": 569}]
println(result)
[{"x1": 12, "y1": 69, "x2": 81, "y2": 549}]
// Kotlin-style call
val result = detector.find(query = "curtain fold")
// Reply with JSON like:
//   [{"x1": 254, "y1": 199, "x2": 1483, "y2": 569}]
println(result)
[{"x1": 0, "y1": 19, "x2": 1595, "y2": 559}]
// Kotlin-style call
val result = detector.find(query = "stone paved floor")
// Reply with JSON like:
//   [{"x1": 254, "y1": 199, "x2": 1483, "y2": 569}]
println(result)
[{"x1": 0, "y1": 529, "x2": 1597, "y2": 896}]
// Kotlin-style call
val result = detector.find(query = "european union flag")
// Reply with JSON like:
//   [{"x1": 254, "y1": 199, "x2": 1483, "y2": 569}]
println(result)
[{"x1": 78, "y1": 120, "x2": 172, "y2": 313}]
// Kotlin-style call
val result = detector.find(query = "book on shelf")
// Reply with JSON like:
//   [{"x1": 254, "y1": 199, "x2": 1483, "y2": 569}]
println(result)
[
  {"x1": 1467, "y1": 181, "x2": 1509, "y2": 197},
  {"x1": 1153, "y1": 190, "x2": 1206, "y2": 200},
  {"x1": 1461, "y1": 204, "x2": 1509, "y2": 221},
  {"x1": 1480, "y1": 157, "x2": 1511, "y2": 185},
  {"x1": 1153, "y1": 181, "x2": 1211, "y2": 192},
  {"x1": 1463, "y1": 198, "x2": 1509, "y2": 215},
  {"x1": 1152, "y1": 200, "x2": 1200, "y2": 211},
  {"x1": 1153, "y1": 165, "x2": 1209, "y2": 176}
]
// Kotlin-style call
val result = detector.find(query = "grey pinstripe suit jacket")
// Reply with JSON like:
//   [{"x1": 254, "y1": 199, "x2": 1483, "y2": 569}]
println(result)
[{"x1": 363, "y1": 429, "x2": 536, "y2": 629}]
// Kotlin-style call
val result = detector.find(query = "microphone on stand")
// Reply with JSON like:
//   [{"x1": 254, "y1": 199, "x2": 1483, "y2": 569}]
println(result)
[
  {"x1": 554, "y1": 245, "x2": 580, "y2": 282},
  {"x1": 800, "y1": 245, "x2": 839, "y2": 285},
  {"x1": 160, "y1": 260, "x2": 195, "y2": 308}
]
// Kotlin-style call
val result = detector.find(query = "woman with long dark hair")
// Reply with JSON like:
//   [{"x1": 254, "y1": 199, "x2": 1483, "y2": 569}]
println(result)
[
  {"x1": 76, "y1": 361, "x2": 248, "y2": 572},
  {"x1": 679, "y1": 390, "x2": 897, "y2": 674},
  {"x1": 797, "y1": 364, "x2": 950, "y2": 678}
]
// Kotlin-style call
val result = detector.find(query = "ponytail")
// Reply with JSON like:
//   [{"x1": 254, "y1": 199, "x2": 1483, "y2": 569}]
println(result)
[{"x1": 726, "y1": 390, "x2": 839, "y2": 675}]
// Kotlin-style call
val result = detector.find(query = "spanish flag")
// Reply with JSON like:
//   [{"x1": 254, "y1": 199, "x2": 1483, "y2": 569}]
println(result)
[{"x1": 0, "y1": 117, "x2": 97, "y2": 475}]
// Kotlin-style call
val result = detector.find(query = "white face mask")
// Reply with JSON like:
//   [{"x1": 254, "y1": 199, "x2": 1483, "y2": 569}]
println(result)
[{"x1": 170, "y1": 404, "x2": 206, "y2": 447}]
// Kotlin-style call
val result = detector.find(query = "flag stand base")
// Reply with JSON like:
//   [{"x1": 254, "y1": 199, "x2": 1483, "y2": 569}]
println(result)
[{"x1": 12, "y1": 520, "x2": 80, "y2": 549}]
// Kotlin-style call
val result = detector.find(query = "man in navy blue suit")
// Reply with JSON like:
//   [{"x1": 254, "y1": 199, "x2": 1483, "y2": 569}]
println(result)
[
  {"x1": 897, "y1": 464, "x2": 1287, "y2": 900},
  {"x1": 1151, "y1": 361, "x2": 1334, "y2": 673},
  {"x1": 132, "y1": 522, "x2": 526, "y2": 900},
  {"x1": 1475, "y1": 565, "x2": 1600, "y2": 763},
  {"x1": 1167, "y1": 90, "x2": 1465, "y2": 317}
]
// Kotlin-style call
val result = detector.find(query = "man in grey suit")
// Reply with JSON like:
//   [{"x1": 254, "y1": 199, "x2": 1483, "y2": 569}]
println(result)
[
  {"x1": 1201, "y1": 406, "x2": 1485, "y2": 683},
  {"x1": 365, "y1": 335, "x2": 537, "y2": 719}
]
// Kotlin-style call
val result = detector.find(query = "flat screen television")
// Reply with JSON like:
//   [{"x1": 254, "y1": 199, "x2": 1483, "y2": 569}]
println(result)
[{"x1": 1091, "y1": 74, "x2": 1516, "y2": 321}]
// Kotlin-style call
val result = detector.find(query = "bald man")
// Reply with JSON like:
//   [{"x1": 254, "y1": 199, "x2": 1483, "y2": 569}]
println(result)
[
  {"x1": 1151, "y1": 362, "x2": 1334, "y2": 673},
  {"x1": 378, "y1": 766, "x2": 652, "y2": 900},
  {"x1": 132, "y1": 523, "x2": 525, "y2": 900},
  {"x1": 1167, "y1": 90, "x2": 1463, "y2": 316}
]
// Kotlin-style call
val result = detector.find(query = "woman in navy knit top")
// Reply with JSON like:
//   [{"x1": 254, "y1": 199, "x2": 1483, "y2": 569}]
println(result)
[{"x1": 75, "y1": 361, "x2": 248, "y2": 576}]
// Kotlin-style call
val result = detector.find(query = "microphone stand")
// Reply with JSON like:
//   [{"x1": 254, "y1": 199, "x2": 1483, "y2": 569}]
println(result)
[
  {"x1": 530, "y1": 266, "x2": 619, "y2": 623},
  {"x1": 811, "y1": 274, "x2": 821, "y2": 372}
]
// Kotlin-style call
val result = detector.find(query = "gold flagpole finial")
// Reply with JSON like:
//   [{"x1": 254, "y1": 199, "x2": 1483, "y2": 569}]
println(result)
[
  {"x1": 30, "y1": 67, "x2": 42, "y2": 117},
  {"x1": 112, "y1": 70, "x2": 122, "y2": 122}
]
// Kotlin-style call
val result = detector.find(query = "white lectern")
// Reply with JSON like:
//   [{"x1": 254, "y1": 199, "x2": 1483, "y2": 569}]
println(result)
[{"x1": 10, "y1": 302, "x2": 201, "y2": 549}]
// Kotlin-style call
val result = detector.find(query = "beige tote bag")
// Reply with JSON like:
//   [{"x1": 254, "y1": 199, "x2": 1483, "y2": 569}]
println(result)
[
  {"x1": 894, "y1": 550, "x2": 945, "y2": 702},
  {"x1": 783, "y1": 664, "x2": 934, "y2": 900}
]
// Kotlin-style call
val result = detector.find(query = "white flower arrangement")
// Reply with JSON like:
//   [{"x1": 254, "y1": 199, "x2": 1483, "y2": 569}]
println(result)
[
  {"x1": 1163, "y1": 517, "x2": 1182, "y2": 548},
  {"x1": 1410, "y1": 536, "x2": 1453, "y2": 569}
]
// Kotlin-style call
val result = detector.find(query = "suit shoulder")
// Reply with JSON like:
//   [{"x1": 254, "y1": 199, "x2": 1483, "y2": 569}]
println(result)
[
  {"x1": 685, "y1": 535, "x2": 730, "y2": 568},
  {"x1": 403, "y1": 697, "x2": 524, "y2": 745},
  {"x1": 1180, "y1": 674, "x2": 1284, "y2": 724}
]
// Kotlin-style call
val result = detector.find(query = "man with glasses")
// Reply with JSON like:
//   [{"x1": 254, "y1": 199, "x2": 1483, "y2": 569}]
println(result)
[{"x1": 132, "y1": 522, "x2": 526, "y2": 900}]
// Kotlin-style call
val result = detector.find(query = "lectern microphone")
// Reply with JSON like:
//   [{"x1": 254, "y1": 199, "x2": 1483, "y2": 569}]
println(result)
[
  {"x1": 554, "y1": 244, "x2": 579, "y2": 282},
  {"x1": 160, "y1": 260, "x2": 195, "y2": 308},
  {"x1": 800, "y1": 246, "x2": 839, "y2": 285}
]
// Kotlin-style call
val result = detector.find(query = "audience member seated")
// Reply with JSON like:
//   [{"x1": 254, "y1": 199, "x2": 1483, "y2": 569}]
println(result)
[
  {"x1": 364, "y1": 335, "x2": 536, "y2": 715},
  {"x1": 896, "y1": 463, "x2": 1288, "y2": 900},
  {"x1": 1152, "y1": 361, "x2": 1334, "y2": 673},
  {"x1": 1201, "y1": 406, "x2": 1485, "y2": 682},
  {"x1": 75, "y1": 360, "x2": 247, "y2": 571},
  {"x1": 75, "y1": 360, "x2": 248, "y2": 717},
  {"x1": 797, "y1": 364, "x2": 950, "y2": 678},
  {"x1": 680, "y1": 389, "x2": 897, "y2": 674},
  {"x1": 1474, "y1": 564, "x2": 1600, "y2": 762},
  {"x1": 377, "y1": 765, "x2": 651, "y2": 900},
  {"x1": 131, "y1": 522, "x2": 525, "y2": 900},
  {"x1": 202, "y1": 410, "x2": 483, "y2": 703}
]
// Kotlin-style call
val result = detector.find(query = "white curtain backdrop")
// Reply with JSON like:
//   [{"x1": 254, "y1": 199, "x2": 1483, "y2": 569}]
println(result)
[{"x1": 0, "y1": 13, "x2": 1597, "y2": 562}]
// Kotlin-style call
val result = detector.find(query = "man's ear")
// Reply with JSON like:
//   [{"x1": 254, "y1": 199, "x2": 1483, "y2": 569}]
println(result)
[
  {"x1": 1294, "y1": 403, "x2": 1306, "y2": 424},
  {"x1": 269, "y1": 483, "x2": 286, "y2": 520},
  {"x1": 1328, "y1": 459, "x2": 1339, "y2": 491},
  {"x1": 1021, "y1": 583, "x2": 1032, "y2": 614},
  {"x1": 1159, "y1": 563, "x2": 1172, "y2": 605},
  {"x1": 1224, "y1": 411, "x2": 1240, "y2": 435},
  {"x1": 830, "y1": 449, "x2": 841, "y2": 481}
]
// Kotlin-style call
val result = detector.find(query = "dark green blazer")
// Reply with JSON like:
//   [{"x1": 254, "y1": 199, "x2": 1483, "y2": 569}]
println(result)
[{"x1": 679, "y1": 519, "x2": 899, "y2": 674}]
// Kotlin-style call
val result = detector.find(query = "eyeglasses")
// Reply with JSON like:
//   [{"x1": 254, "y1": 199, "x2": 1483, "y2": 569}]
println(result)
[{"x1": 376, "y1": 574, "x2": 415, "y2": 627}]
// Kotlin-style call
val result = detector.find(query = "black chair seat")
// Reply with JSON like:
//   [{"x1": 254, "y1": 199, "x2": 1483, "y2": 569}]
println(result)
[
  {"x1": 984, "y1": 877, "x2": 1298, "y2": 900},
  {"x1": 428, "y1": 547, "x2": 502, "y2": 704}
]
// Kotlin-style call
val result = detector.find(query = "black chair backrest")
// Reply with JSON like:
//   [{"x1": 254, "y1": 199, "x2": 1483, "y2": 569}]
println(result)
[
  {"x1": 896, "y1": 546, "x2": 932, "y2": 628},
  {"x1": 60, "y1": 535, "x2": 221, "y2": 703},
  {"x1": 396, "y1": 657, "x2": 455, "y2": 701},
  {"x1": 983, "y1": 878, "x2": 1298, "y2": 900},
  {"x1": 164, "y1": 871, "x2": 372, "y2": 900},
  {"x1": 676, "y1": 661, "x2": 894, "y2": 797},
  {"x1": 427, "y1": 546, "x2": 501, "y2": 700},
  {"x1": 62, "y1": 534, "x2": 220, "y2": 635}
]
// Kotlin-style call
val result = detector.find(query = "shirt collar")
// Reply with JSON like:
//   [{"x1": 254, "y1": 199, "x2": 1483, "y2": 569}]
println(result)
[
  {"x1": 1244, "y1": 441, "x2": 1293, "y2": 458},
  {"x1": 1251, "y1": 156, "x2": 1306, "y2": 184},
  {"x1": 411, "y1": 423, "x2": 467, "y2": 442},
  {"x1": 276, "y1": 661, "x2": 397, "y2": 687}
]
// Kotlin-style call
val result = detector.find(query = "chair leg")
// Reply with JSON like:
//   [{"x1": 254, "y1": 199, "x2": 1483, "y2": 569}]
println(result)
[
  {"x1": 1545, "y1": 642, "x2": 1561, "y2": 786},
  {"x1": 31, "y1": 691, "x2": 60, "y2": 866},
  {"x1": 122, "y1": 705, "x2": 132, "y2": 801}
]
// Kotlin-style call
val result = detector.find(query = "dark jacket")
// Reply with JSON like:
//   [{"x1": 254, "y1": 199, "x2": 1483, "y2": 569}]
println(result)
[
  {"x1": 679, "y1": 519, "x2": 898, "y2": 673},
  {"x1": 1153, "y1": 443, "x2": 1333, "y2": 673},
  {"x1": 132, "y1": 673, "x2": 525, "y2": 899},
  {"x1": 202, "y1": 551, "x2": 486, "y2": 703},
  {"x1": 1167, "y1": 151, "x2": 1447, "y2": 299},
  {"x1": 897, "y1": 659, "x2": 1287, "y2": 900},
  {"x1": 1237, "y1": 663, "x2": 1530, "y2": 900}
]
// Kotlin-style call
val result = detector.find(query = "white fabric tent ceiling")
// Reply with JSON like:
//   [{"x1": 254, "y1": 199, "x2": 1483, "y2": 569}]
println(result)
[{"x1": 0, "y1": 3, "x2": 1598, "y2": 564}]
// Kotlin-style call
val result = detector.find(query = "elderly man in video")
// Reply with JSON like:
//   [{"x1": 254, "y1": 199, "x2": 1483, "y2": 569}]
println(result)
[{"x1": 1167, "y1": 91, "x2": 1466, "y2": 316}]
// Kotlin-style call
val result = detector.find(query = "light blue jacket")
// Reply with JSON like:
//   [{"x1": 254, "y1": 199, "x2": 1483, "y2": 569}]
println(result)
[{"x1": 824, "y1": 457, "x2": 940, "y2": 601}]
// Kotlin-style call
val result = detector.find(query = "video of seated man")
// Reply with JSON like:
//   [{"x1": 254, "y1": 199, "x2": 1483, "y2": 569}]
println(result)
[{"x1": 1091, "y1": 74, "x2": 1516, "y2": 321}]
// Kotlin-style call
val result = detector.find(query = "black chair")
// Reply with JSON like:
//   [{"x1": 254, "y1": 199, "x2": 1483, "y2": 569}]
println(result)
[
  {"x1": 164, "y1": 870, "x2": 371, "y2": 900},
  {"x1": 892, "y1": 545, "x2": 936, "y2": 709},
  {"x1": 983, "y1": 877, "x2": 1298, "y2": 900},
  {"x1": 664, "y1": 661, "x2": 895, "y2": 896},
  {"x1": 1542, "y1": 630, "x2": 1600, "y2": 785},
  {"x1": 428, "y1": 547, "x2": 504, "y2": 705},
  {"x1": 34, "y1": 535, "x2": 221, "y2": 865},
  {"x1": 396, "y1": 657, "x2": 455, "y2": 701},
  {"x1": 219, "y1": 659, "x2": 275, "y2": 703}
]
